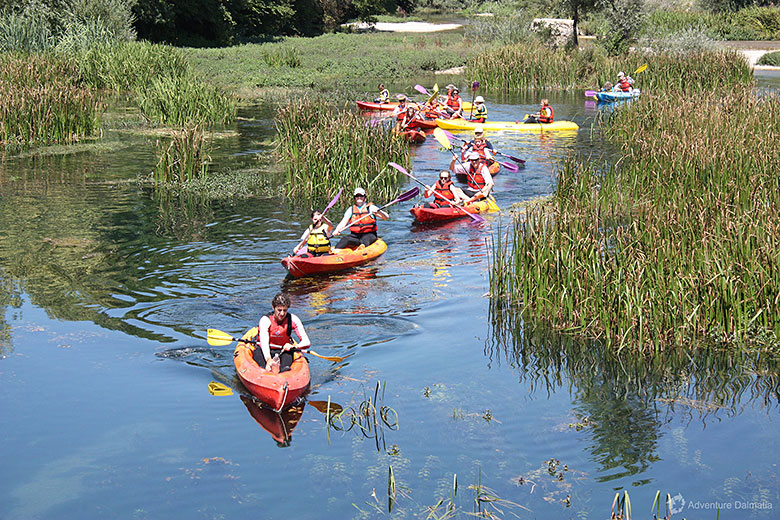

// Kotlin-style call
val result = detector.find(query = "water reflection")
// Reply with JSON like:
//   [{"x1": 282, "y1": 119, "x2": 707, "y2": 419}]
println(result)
[{"x1": 241, "y1": 396, "x2": 306, "y2": 447}]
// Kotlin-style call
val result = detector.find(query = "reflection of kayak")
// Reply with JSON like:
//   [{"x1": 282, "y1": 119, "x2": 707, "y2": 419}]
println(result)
[
  {"x1": 402, "y1": 129, "x2": 426, "y2": 143},
  {"x1": 596, "y1": 89, "x2": 641, "y2": 102},
  {"x1": 234, "y1": 327, "x2": 311, "y2": 412},
  {"x1": 410, "y1": 200, "x2": 493, "y2": 223},
  {"x1": 241, "y1": 395, "x2": 305, "y2": 447},
  {"x1": 281, "y1": 239, "x2": 388, "y2": 278},
  {"x1": 437, "y1": 118, "x2": 578, "y2": 132},
  {"x1": 357, "y1": 100, "x2": 474, "y2": 111}
]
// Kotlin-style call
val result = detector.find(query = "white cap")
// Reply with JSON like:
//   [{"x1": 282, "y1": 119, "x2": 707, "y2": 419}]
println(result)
[
  {"x1": 467, "y1": 152, "x2": 480, "y2": 160},
  {"x1": 354, "y1": 187, "x2": 366, "y2": 196},
  {"x1": 474, "y1": 96, "x2": 484, "y2": 103},
  {"x1": 618, "y1": 71, "x2": 625, "y2": 77},
  {"x1": 473, "y1": 126, "x2": 484, "y2": 134}
]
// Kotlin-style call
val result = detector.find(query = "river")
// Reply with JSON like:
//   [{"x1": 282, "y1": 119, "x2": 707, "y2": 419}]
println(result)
[{"x1": 1, "y1": 79, "x2": 778, "y2": 519}]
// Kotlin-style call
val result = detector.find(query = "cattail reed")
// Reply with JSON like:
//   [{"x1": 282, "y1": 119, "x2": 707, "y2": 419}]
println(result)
[
  {"x1": 490, "y1": 86, "x2": 780, "y2": 352},
  {"x1": 137, "y1": 73, "x2": 236, "y2": 126},
  {"x1": 153, "y1": 123, "x2": 210, "y2": 184},
  {"x1": 275, "y1": 98, "x2": 410, "y2": 206},
  {"x1": 469, "y1": 44, "x2": 752, "y2": 92}
]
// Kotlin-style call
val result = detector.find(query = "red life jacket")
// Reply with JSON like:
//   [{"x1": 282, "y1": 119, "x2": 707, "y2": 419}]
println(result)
[
  {"x1": 446, "y1": 93, "x2": 461, "y2": 110},
  {"x1": 433, "y1": 179, "x2": 455, "y2": 206},
  {"x1": 619, "y1": 79, "x2": 631, "y2": 92},
  {"x1": 264, "y1": 312, "x2": 292, "y2": 348},
  {"x1": 349, "y1": 204, "x2": 377, "y2": 234},
  {"x1": 539, "y1": 105, "x2": 554, "y2": 123},
  {"x1": 467, "y1": 161, "x2": 488, "y2": 190}
]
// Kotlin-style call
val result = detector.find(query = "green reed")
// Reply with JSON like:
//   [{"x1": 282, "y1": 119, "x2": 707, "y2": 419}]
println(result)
[
  {"x1": 275, "y1": 98, "x2": 410, "y2": 206},
  {"x1": 490, "y1": 86, "x2": 780, "y2": 352},
  {"x1": 468, "y1": 43, "x2": 752, "y2": 92},
  {"x1": 153, "y1": 124, "x2": 210, "y2": 184},
  {"x1": 0, "y1": 53, "x2": 101, "y2": 148},
  {"x1": 137, "y1": 72, "x2": 236, "y2": 126}
]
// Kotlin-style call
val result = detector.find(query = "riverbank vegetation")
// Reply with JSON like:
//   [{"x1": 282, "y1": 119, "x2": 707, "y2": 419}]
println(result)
[
  {"x1": 489, "y1": 82, "x2": 780, "y2": 352},
  {"x1": 275, "y1": 97, "x2": 410, "y2": 205}
]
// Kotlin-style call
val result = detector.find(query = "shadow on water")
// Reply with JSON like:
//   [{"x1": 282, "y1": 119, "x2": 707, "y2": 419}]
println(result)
[{"x1": 487, "y1": 305, "x2": 780, "y2": 481}]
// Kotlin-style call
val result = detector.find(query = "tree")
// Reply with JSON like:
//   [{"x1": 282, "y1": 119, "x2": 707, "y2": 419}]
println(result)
[{"x1": 560, "y1": 0, "x2": 598, "y2": 47}]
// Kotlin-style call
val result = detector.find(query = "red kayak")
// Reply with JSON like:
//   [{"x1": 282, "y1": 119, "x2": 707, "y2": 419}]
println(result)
[
  {"x1": 281, "y1": 239, "x2": 388, "y2": 278},
  {"x1": 357, "y1": 101, "x2": 398, "y2": 111},
  {"x1": 234, "y1": 327, "x2": 311, "y2": 412},
  {"x1": 410, "y1": 200, "x2": 493, "y2": 223},
  {"x1": 402, "y1": 129, "x2": 426, "y2": 143},
  {"x1": 406, "y1": 119, "x2": 438, "y2": 130}
]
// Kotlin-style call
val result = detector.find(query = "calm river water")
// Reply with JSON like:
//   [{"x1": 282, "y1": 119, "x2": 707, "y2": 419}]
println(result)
[{"x1": 1, "y1": 80, "x2": 778, "y2": 519}]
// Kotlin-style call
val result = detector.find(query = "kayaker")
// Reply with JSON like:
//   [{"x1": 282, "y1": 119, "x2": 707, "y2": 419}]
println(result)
[
  {"x1": 469, "y1": 96, "x2": 487, "y2": 122},
  {"x1": 615, "y1": 71, "x2": 633, "y2": 92},
  {"x1": 255, "y1": 292, "x2": 311, "y2": 373},
  {"x1": 422, "y1": 170, "x2": 469, "y2": 208},
  {"x1": 332, "y1": 187, "x2": 389, "y2": 249},
  {"x1": 391, "y1": 95, "x2": 409, "y2": 118},
  {"x1": 396, "y1": 105, "x2": 422, "y2": 131},
  {"x1": 461, "y1": 126, "x2": 495, "y2": 161},
  {"x1": 450, "y1": 152, "x2": 494, "y2": 203},
  {"x1": 443, "y1": 84, "x2": 463, "y2": 119},
  {"x1": 374, "y1": 83, "x2": 390, "y2": 103},
  {"x1": 293, "y1": 210, "x2": 333, "y2": 257},
  {"x1": 525, "y1": 99, "x2": 554, "y2": 124}
]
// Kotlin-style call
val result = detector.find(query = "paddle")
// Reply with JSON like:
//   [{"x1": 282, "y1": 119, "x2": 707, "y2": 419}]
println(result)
[
  {"x1": 437, "y1": 129, "x2": 518, "y2": 173},
  {"x1": 584, "y1": 90, "x2": 598, "y2": 97},
  {"x1": 434, "y1": 128, "x2": 500, "y2": 210},
  {"x1": 294, "y1": 188, "x2": 343, "y2": 256},
  {"x1": 387, "y1": 162, "x2": 486, "y2": 223},
  {"x1": 206, "y1": 328, "x2": 348, "y2": 363},
  {"x1": 440, "y1": 129, "x2": 525, "y2": 166},
  {"x1": 332, "y1": 187, "x2": 420, "y2": 236},
  {"x1": 589, "y1": 64, "x2": 648, "y2": 96},
  {"x1": 414, "y1": 84, "x2": 428, "y2": 95}
]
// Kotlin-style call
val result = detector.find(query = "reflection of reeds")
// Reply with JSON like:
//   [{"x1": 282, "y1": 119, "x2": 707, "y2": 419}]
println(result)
[
  {"x1": 469, "y1": 45, "x2": 751, "y2": 92},
  {"x1": 324, "y1": 381, "x2": 398, "y2": 453},
  {"x1": 153, "y1": 124, "x2": 210, "y2": 184},
  {"x1": 490, "y1": 86, "x2": 780, "y2": 352},
  {"x1": 275, "y1": 98, "x2": 409, "y2": 205},
  {"x1": 0, "y1": 54, "x2": 101, "y2": 148}
]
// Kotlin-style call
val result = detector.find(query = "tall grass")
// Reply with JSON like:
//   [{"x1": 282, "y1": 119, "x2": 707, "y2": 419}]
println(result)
[
  {"x1": 0, "y1": 54, "x2": 101, "y2": 148},
  {"x1": 468, "y1": 43, "x2": 752, "y2": 92},
  {"x1": 489, "y1": 87, "x2": 780, "y2": 351},
  {"x1": 153, "y1": 124, "x2": 210, "y2": 184},
  {"x1": 275, "y1": 98, "x2": 410, "y2": 205},
  {"x1": 138, "y1": 72, "x2": 237, "y2": 126},
  {"x1": 76, "y1": 41, "x2": 188, "y2": 90}
]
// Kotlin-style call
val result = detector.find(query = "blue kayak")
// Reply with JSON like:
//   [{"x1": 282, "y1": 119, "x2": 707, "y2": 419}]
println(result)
[{"x1": 596, "y1": 89, "x2": 641, "y2": 102}]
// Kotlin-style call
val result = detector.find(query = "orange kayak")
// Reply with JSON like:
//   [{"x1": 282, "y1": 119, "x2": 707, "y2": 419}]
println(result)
[
  {"x1": 281, "y1": 239, "x2": 387, "y2": 278},
  {"x1": 234, "y1": 327, "x2": 311, "y2": 411},
  {"x1": 410, "y1": 200, "x2": 493, "y2": 223},
  {"x1": 402, "y1": 129, "x2": 426, "y2": 143}
]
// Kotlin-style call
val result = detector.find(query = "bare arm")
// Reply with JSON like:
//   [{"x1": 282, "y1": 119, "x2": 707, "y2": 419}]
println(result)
[
  {"x1": 290, "y1": 314, "x2": 310, "y2": 350},
  {"x1": 332, "y1": 208, "x2": 352, "y2": 236},
  {"x1": 258, "y1": 316, "x2": 272, "y2": 366}
]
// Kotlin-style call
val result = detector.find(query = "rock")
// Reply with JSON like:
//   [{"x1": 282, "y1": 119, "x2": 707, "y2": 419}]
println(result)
[{"x1": 530, "y1": 18, "x2": 574, "y2": 48}]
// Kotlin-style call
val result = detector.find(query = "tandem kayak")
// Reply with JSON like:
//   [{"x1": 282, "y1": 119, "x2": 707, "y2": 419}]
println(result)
[
  {"x1": 234, "y1": 327, "x2": 311, "y2": 412},
  {"x1": 436, "y1": 118, "x2": 579, "y2": 132},
  {"x1": 281, "y1": 239, "x2": 388, "y2": 278},
  {"x1": 410, "y1": 200, "x2": 493, "y2": 224},
  {"x1": 595, "y1": 89, "x2": 641, "y2": 102},
  {"x1": 357, "y1": 100, "x2": 474, "y2": 111}
]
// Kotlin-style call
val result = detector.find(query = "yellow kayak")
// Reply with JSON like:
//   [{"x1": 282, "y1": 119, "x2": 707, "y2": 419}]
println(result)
[{"x1": 436, "y1": 118, "x2": 578, "y2": 132}]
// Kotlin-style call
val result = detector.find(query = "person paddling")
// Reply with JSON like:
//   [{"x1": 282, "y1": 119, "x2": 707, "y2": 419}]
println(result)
[
  {"x1": 525, "y1": 99, "x2": 554, "y2": 124},
  {"x1": 293, "y1": 210, "x2": 333, "y2": 257},
  {"x1": 332, "y1": 187, "x2": 389, "y2": 249},
  {"x1": 442, "y1": 84, "x2": 463, "y2": 119},
  {"x1": 614, "y1": 71, "x2": 634, "y2": 92},
  {"x1": 422, "y1": 170, "x2": 469, "y2": 208},
  {"x1": 255, "y1": 292, "x2": 311, "y2": 373},
  {"x1": 470, "y1": 96, "x2": 488, "y2": 122},
  {"x1": 374, "y1": 83, "x2": 390, "y2": 103},
  {"x1": 461, "y1": 126, "x2": 495, "y2": 161},
  {"x1": 396, "y1": 105, "x2": 422, "y2": 132},
  {"x1": 450, "y1": 152, "x2": 495, "y2": 203}
]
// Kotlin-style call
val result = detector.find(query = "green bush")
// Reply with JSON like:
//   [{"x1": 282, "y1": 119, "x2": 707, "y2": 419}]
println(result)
[
  {"x1": 643, "y1": 7, "x2": 780, "y2": 40},
  {"x1": 757, "y1": 50, "x2": 780, "y2": 66}
]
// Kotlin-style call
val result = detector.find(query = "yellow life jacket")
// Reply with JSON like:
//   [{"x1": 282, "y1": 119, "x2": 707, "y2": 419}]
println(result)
[{"x1": 307, "y1": 223, "x2": 331, "y2": 254}]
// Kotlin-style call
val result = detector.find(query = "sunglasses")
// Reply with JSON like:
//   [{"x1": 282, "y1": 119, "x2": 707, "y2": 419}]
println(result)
[{"x1": 440, "y1": 175, "x2": 450, "y2": 179}]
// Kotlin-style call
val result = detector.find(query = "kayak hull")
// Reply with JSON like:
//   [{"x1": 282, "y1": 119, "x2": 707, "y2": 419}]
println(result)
[
  {"x1": 281, "y1": 239, "x2": 388, "y2": 278},
  {"x1": 402, "y1": 129, "x2": 426, "y2": 143},
  {"x1": 437, "y1": 118, "x2": 578, "y2": 132},
  {"x1": 596, "y1": 90, "x2": 641, "y2": 102},
  {"x1": 410, "y1": 200, "x2": 493, "y2": 223},
  {"x1": 234, "y1": 327, "x2": 311, "y2": 411}
]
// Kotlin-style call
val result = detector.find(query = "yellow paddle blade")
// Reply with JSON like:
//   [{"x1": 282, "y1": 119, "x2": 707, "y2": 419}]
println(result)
[
  {"x1": 208, "y1": 381, "x2": 233, "y2": 396},
  {"x1": 206, "y1": 328, "x2": 236, "y2": 346},
  {"x1": 427, "y1": 83, "x2": 440, "y2": 104},
  {"x1": 433, "y1": 127, "x2": 452, "y2": 150},
  {"x1": 487, "y1": 196, "x2": 501, "y2": 212},
  {"x1": 308, "y1": 400, "x2": 344, "y2": 415},
  {"x1": 634, "y1": 63, "x2": 648, "y2": 74}
]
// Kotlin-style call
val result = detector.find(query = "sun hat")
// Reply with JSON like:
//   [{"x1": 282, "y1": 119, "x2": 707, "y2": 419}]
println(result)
[
  {"x1": 396, "y1": 93, "x2": 407, "y2": 100},
  {"x1": 467, "y1": 152, "x2": 480, "y2": 160},
  {"x1": 475, "y1": 96, "x2": 485, "y2": 103},
  {"x1": 445, "y1": 84, "x2": 456, "y2": 90},
  {"x1": 618, "y1": 71, "x2": 625, "y2": 77},
  {"x1": 453, "y1": 87, "x2": 460, "y2": 93},
  {"x1": 354, "y1": 187, "x2": 366, "y2": 196},
  {"x1": 474, "y1": 126, "x2": 484, "y2": 134}
]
